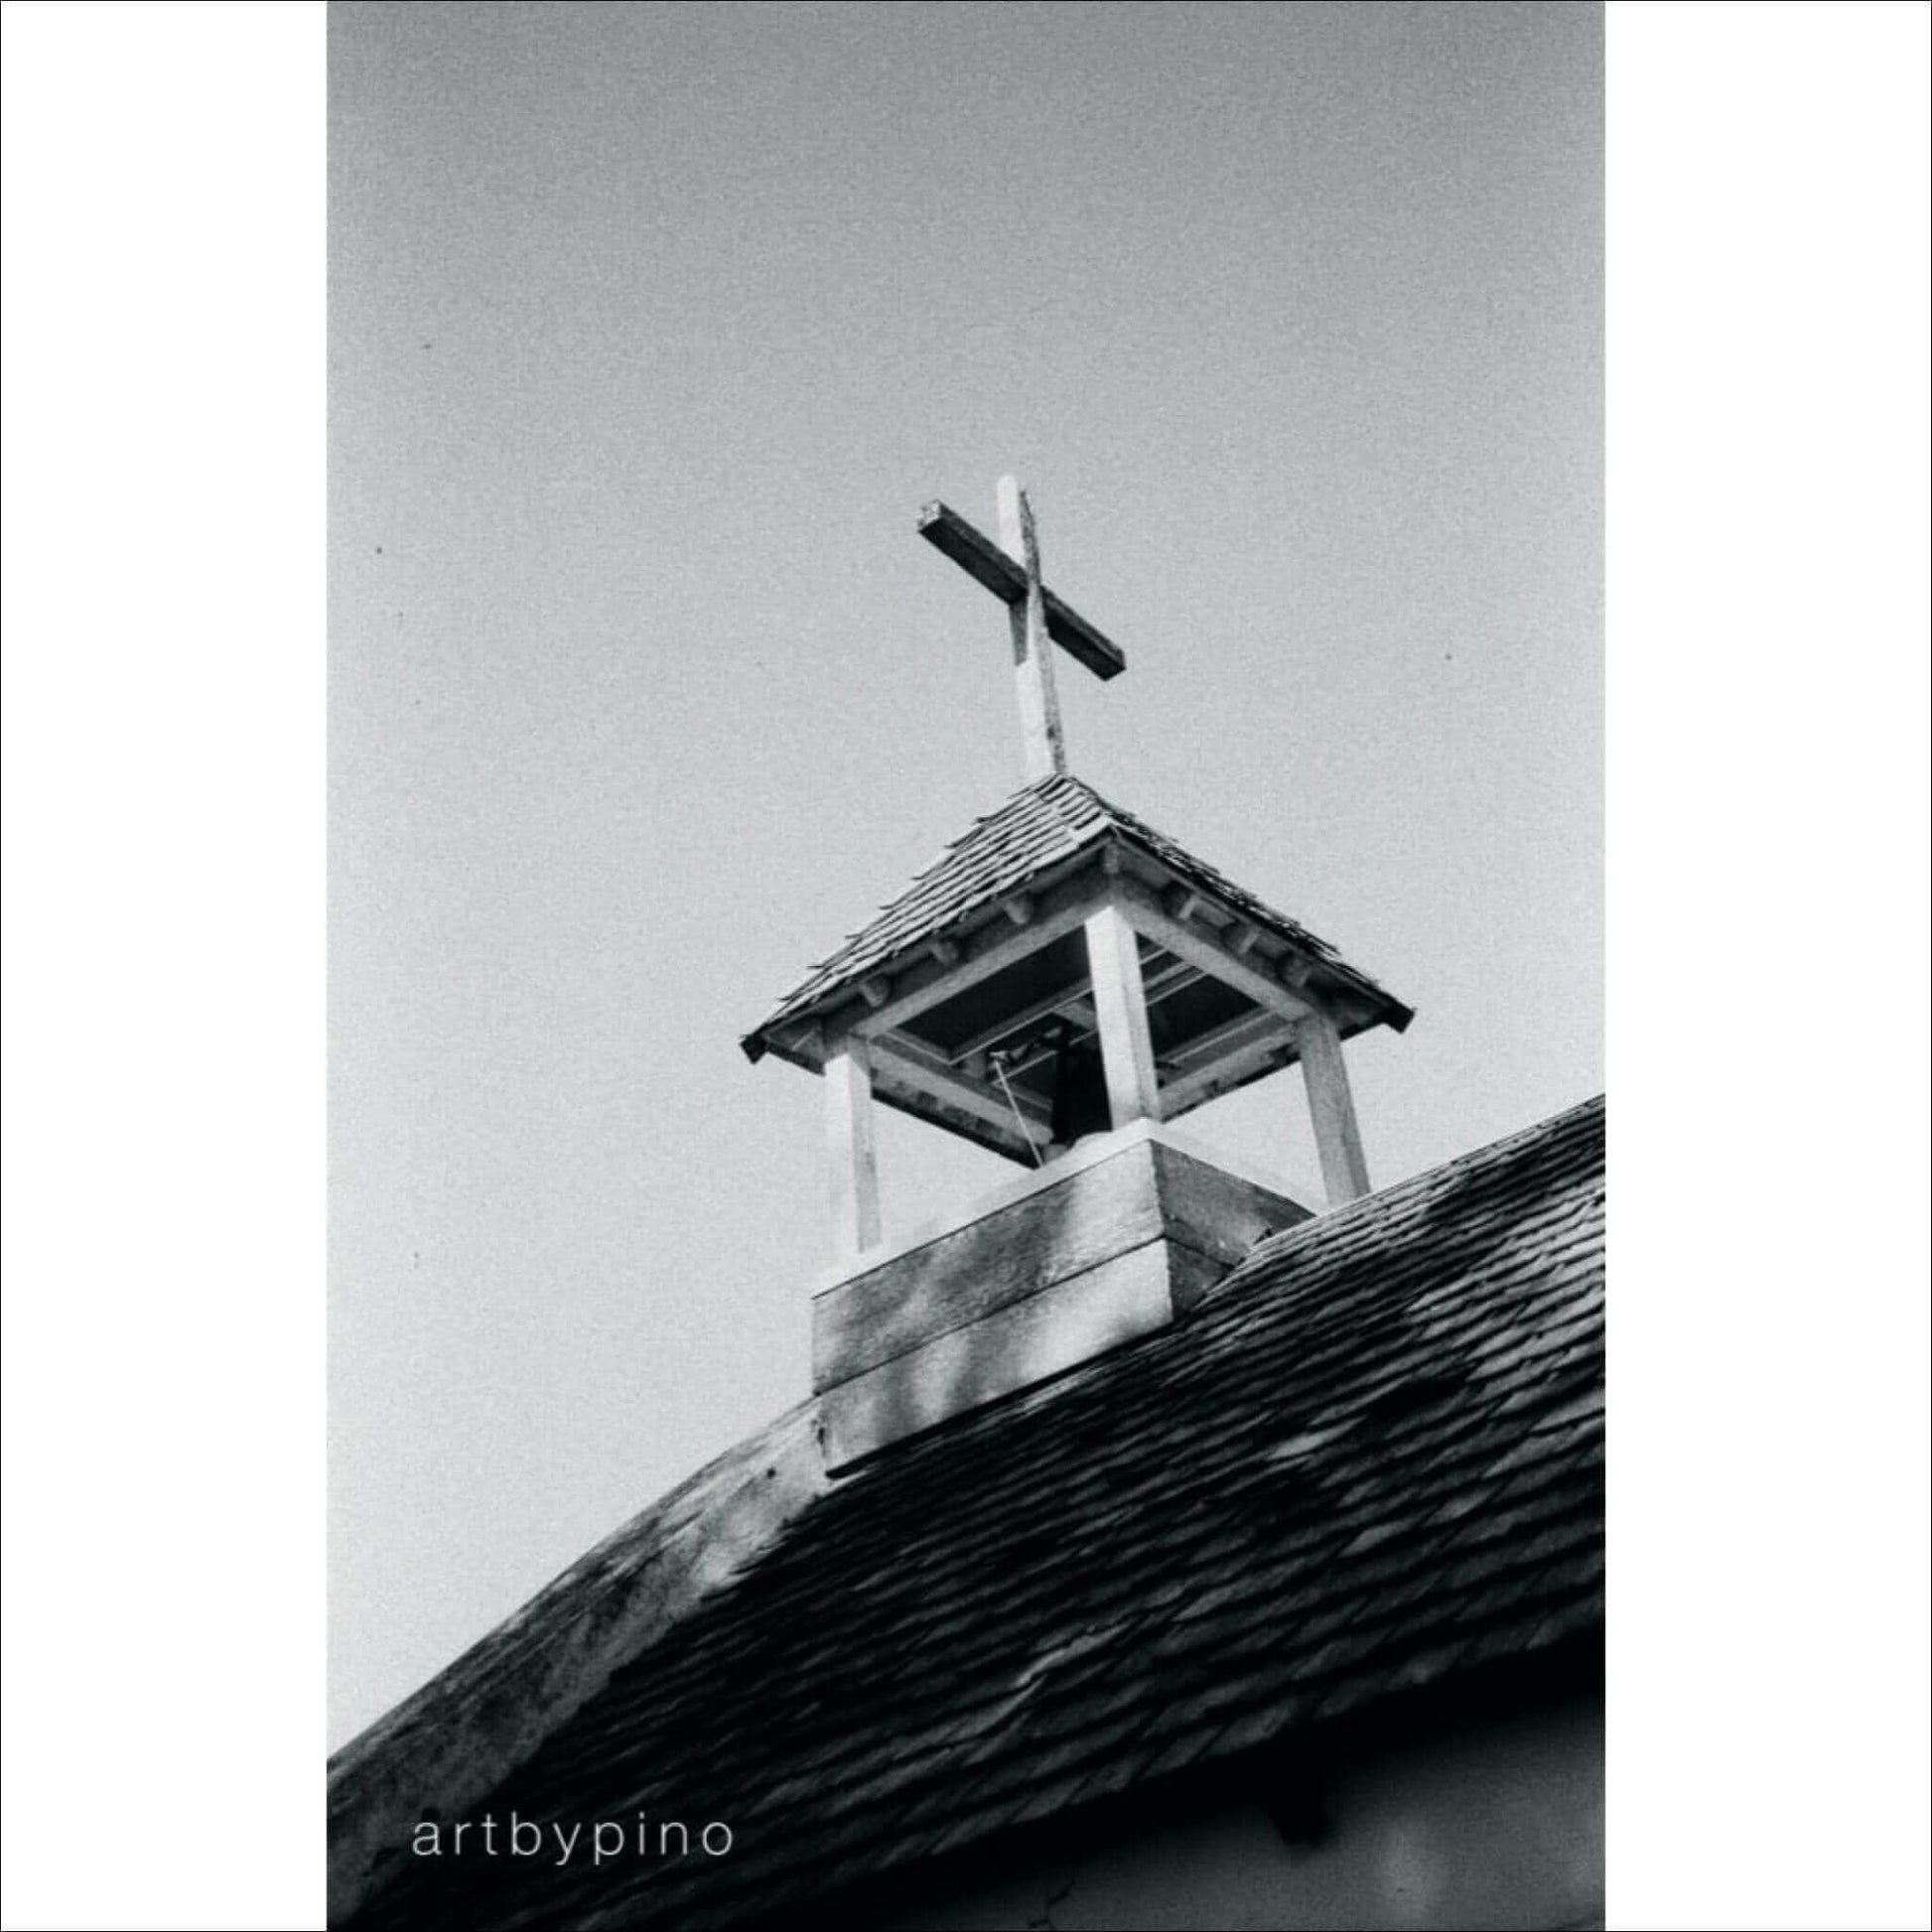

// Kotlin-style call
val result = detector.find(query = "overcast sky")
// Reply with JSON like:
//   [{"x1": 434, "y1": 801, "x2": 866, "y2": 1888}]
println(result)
[{"x1": 330, "y1": 0, "x2": 1600, "y2": 1747}]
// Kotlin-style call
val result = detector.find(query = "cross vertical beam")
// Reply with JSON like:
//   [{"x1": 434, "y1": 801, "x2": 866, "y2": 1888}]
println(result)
[
  {"x1": 1084, "y1": 905, "x2": 1161, "y2": 1129},
  {"x1": 824, "y1": 1039, "x2": 881, "y2": 1262},
  {"x1": 1295, "y1": 1007, "x2": 1371, "y2": 1206},
  {"x1": 997, "y1": 476, "x2": 1065, "y2": 780}
]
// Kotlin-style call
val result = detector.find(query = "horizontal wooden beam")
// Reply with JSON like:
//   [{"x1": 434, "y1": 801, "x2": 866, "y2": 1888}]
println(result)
[
  {"x1": 872, "y1": 1076, "x2": 1035, "y2": 1167},
  {"x1": 918, "y1": 501, "x2": 1127, "y2": 681},
  {"x1": 1117, "y1": 886, "x2": 1316, "y2": 1030},
  {"x1": 942, "y1": 950, "x2": 1196, "y2": 1068},
  {"x1": 1158, "y1": 1003, "x2": 1286, "y2": 1075},
  {"x1": 870, "y1": 1035, "x2": 1046, "y2": 1162},
  {"x1": 1159, "y1": 1030, "x2": 1293, "y2": 1119},
  {"x1": 845, "y1": 873, "x2": 1107, "y2": 1044},
  {"x1": 1145, "y1": 1004, "x2": 1297, "y2": 1119},
  {"x1": 946, "y1": 981, "x2": 1090, "y2": 1065}
]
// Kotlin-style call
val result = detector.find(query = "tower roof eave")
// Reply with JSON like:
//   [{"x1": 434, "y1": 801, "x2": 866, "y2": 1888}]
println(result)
[{"x1": 741, "y1": 772, "x2": 1413, "y2": 1069}]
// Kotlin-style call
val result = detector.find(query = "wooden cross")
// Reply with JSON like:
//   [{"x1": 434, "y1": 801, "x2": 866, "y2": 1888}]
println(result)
[{"x1": 918, "y1": 477, "x2": 1126, "y2": 782}]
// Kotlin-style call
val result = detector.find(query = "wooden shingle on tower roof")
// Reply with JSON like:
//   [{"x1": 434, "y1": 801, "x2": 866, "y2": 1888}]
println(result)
[
  {"x1": 743, "y1": 771, "x2": 1413, "y2": 1169},
  {"x1": 744, "y1": 771, "x2": 1413, "y2": 1065}
]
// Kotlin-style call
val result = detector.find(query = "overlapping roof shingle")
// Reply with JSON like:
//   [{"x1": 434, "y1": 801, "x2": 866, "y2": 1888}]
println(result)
[
  {"x1": 343, "y1": 1094, "x2": 1604, "y2": 1931},
  {"x1": 742, "y1": 771, "x2": 1414, "y2": 1059}
]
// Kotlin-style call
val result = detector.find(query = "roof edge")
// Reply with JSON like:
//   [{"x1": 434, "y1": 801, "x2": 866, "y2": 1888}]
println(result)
[
  {"x1": 329, "y1": 1400, "x2": 828, "y2": 1923},
  {"x1": 743, "y1": 810, "x2": 1415, "y2": 1061}
]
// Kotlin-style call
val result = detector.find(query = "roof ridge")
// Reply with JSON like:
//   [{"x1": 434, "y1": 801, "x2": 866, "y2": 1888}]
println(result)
[{"x1": 890, "y1": 769, "x2": 1102, "y2": 877}]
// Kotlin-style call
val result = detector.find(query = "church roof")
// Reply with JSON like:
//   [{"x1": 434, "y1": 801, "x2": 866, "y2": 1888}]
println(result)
[
  {"x1": 741, "y1": 771, "x2": 1414, "y2": 1066},
  {"x1": 336, "y1": 1093, "x2": 1603, "y2": 1932}
]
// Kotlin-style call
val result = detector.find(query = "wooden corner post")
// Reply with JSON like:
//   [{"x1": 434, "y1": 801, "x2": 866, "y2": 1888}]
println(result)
[
  {"x1": 1084, "y1": 903, "x2": 1161, "y2": 1129},
  {"x1": 824, "y1": 1038, "x2": 882, "y2": 1262},
  {"x1": 1295, "y1": 1006, "x2": 1371, "y2": 1207}
]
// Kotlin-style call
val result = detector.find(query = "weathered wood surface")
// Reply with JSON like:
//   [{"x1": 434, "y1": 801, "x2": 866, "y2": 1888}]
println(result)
[
  {"x1": 1084, "y1": 903, "x2": 1161, "y2": 1128},
  {"x1": 1152, "y1": 1139, "x2": 1311, "y2": 1278},
  {"x1": 999, "y1": 476, "x2": 1066, "y2": 781},
  {"x1": 824, "y1": 1042, "x2": 882, "y2": 1259},
  {"x1": 870, "y1": 1034, "x2": 1046, "y2": 1162},
  {"x1": 846, "y1": 868, "x2": 1106, "y2": 1043},
  {"x1": 813, "y1": 1135, "x2": 1170, "y2": 1387},
  {"x1": 813, "y1": 1129, "x2": 1308, "y2": 1391},
  {"x1": 918, "y1": 499, "x2": 1127, "y2": 680},
  {"x1": 820, "y1": 1241, "x2": 1177, "y2": 1469},
  {"x1": 936, "y1": 943, "x2": 1192, "y2": 1076},
  {"x1": 744, "y1": 773, "x2": 1414, "y2": 1069},
  {"x1": 1159, "y1": 1029, "x2": 1296, "y2": 1120},
  {"x1": 1296, "y1": 1004, "x2": 1372, "y2": 1206},
  {"x1": 1119, "y1": 881, "x2": 1315, "y2": 1029},
  {"x1": 817, "y1": 1127, "x2": 1310, "y2": 1463}
]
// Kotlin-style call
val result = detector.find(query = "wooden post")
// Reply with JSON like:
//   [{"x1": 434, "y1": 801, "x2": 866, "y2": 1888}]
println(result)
[
  {"x1": 824, "y1": 1039, "x2": 882, "y2": 1261},
  {"x1": 1296, "y1": 1006, "x2": 1371, "y2": 1206},
  {"x1": 998, "y1": 476, "x2": 1065, "y2": 782},
  {"x1": 1084, "y1": 904, "x2": 1161, "y2": 1128}
]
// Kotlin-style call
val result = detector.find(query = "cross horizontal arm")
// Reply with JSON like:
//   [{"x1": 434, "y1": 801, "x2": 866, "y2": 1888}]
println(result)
[{"x1": 917, "y1": 501, "x2": 1126, "y2": 681}]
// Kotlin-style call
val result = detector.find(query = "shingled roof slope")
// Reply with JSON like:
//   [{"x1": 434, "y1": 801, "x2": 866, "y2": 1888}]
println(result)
[
  {"x1": 742, "y1": 770, "x2": 1413, "y2": 1057},
  {"x1": 346, "y1": 1094, "x2": 1604, "y2": 1932}
]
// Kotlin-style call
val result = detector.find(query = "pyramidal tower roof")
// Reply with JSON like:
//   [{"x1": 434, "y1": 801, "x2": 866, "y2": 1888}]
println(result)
[{"x1": 743, "y1": 768, "x2": 1412, "y2": 1079}]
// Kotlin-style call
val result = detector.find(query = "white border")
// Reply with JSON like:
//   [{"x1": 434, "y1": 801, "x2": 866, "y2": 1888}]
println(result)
[
  {"x1": 1, "y1": 4, "x2": 326, "y2": 1928},
  {"x1": 1607, "y1": 6, "x2": 1930, "y2": 1928}
]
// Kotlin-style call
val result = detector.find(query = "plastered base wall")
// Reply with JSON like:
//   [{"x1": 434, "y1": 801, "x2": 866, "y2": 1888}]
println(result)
[{"x1": 882, "y1": 1693, "x2": 1602, "y2": 1932}]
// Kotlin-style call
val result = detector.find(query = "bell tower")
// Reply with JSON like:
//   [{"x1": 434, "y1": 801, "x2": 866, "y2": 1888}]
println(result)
[{"x1": 742, "y1": 481, "x2": 1412, "y2": 1467}]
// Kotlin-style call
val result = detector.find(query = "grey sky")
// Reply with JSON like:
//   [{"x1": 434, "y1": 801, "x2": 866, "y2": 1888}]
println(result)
[{"x1": 330, "y1": 0, "x2": 1600, "y2": 1746}]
